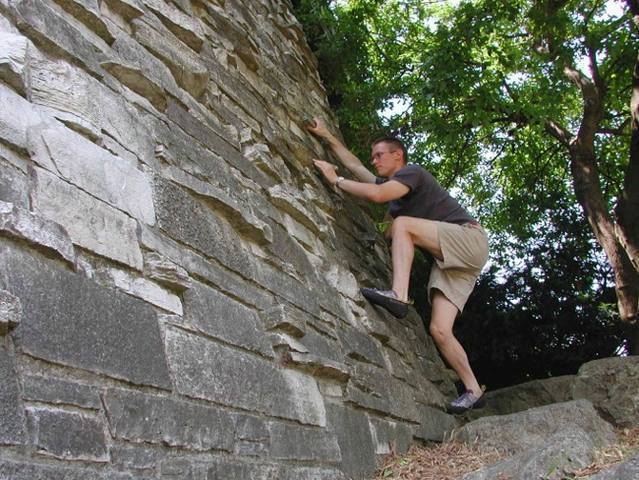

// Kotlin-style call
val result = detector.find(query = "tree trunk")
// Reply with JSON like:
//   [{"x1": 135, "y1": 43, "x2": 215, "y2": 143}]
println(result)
[
  {"x1": 569, "y1": 142, "x2": 639, "y2": 335},
  {"x1": 616, "y1": 2, "x2": 639, "y2": 275}
]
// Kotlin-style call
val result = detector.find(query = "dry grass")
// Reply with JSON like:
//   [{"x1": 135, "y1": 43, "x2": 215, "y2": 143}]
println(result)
[
  {"x1": 372, "y1": 427, "x2": 639, "y2": 480},
  {"x1": 572, "y1": 426, "x2": 639, "y2": 478},
  {"x1": 373, "y1": 440, "x2": 504, "y2": 480}
]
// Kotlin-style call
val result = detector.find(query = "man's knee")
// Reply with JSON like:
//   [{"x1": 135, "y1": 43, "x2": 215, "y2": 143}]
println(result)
[
  {"x1": 429, "y1": 322, "x2": 452, "y2": 345},
  {"x1": 390, "y1": 216, "x2": 412, "y2": 237}
]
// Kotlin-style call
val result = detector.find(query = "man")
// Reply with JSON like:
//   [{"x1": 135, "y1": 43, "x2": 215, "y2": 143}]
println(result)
[{"x1": 307, "y1": 118, "x2": 489, "y2": 413}]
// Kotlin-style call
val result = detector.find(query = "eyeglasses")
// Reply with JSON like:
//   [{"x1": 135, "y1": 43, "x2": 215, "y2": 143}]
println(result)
[{"x1": 371, "y1": 150, "x2": 397, "y2": 160}]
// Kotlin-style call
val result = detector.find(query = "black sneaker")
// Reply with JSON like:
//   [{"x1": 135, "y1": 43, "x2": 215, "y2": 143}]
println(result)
[
  {"x1": 360, "y1": 288, "x2": 412, "y2": 319},
  {"x1": 447, "y1": 390, "x2": 485, "y2": 414}
]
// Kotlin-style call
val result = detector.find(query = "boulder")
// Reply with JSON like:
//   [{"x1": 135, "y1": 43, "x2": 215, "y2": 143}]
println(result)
[
  {"x1": 587, "y1": 453, "x2": 639, "y2": 480},
  {"x1": 454, "y1": 399, "x2": 616, "y2": 455},
  {"x1": 572, "y1": 356, "x2": 639, "y2": 427}
]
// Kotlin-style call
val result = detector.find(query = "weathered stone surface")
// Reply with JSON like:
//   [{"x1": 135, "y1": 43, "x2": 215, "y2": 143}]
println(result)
[
  {"x1": 141, "y1": 0, "x2": 204, "y2": 51},
  {"x1": 461, "y1": 427, "x2": 600, "y2": 480},
  {"x1": 260, "y1": 303, "x2": 306, "y2": 337},
  {"x1": 267, "y1": 422, "x2": 341, "y2": 462},
  {"x1": 465, "y1": 375, "x2": 575, "y2": 421},
  {"x1": 51, "y1": 0, "x2": 114, "y2": 44},
  {"x1": 27, "y1": 407, "x2": 108, "y2": 461},
  {"x1": 103, "y1": 268, "x2": 183, "y2": 315},
  {"x1": 368, "y1": 417, "x2": 412, "y2": 456},
  {"x1": 338, "y1": 324, "x2": 385, "y2": 367},
  {"x1": 22, "y1": 375, "x2": 101, "y2": 409},
  {"x1": 287, "y1": 352, "x2": 351, "y2": 382},
  {"x1": 182, "y1": 280, "x2": 273, "y2": 357},
  {"x1": 103, "y1": 388, "x2": 234, "y2": 451},
  {"x1": 572, "y1": 356, "x2": 639, "y2": 427},
  {"x1": 32, "y1": 123, "x2": 155, "y2": 224},
  {"x1": 138, "y1": 224, "x2": 274, "y2": 311},
  {"x1": 165, "y1": 325, "x2": 326, "y2": 426},
  {"x1": 455, "y1": 399, "x2": 616, "y2": 455},
  {"x1": 0, "y1": 459, "x2": 151, "y2": 480},
  {"x1": 0, "y1": 288, "x2": 22, "y2": 336},
  {"x1": 232, "y1": 414, "x2": 269, "y2": 457},
  {"x1": 588, "y1": 453, "x2": 639, "y2": 480},
  {"x1": 111, "y1": 444, "x2": 161, "y2": 472},
  {"x1": 0, "y1": 200, "x2": 75, "y2": 265},
  {"x1": 346, "y1": 364, "x2": 420, "y2": 422},
  {"x1": 0, "y1": 240, "x2": 171, "y2": 388},
  {"x1": 0, "y1": 160, "x2": 29, "y2": 207},
  {"x1": 326, "y1": 402, "x2": 376, "y2": 480},
  {"x1": 0, "y1": 31, "x2": 29, "y2": 94},
  {"x1": 12, "y1": 0, "x2": 107, "y2": 75},
  {"x1": 153, "y1": 176, "x2": 255, "y2": 276},
  {"x1": 31, "y1": 167, "x2": 144, "y2": 269},
  {"x1": 132, "y1": 18, "x2": 208, "y2": 98},
  {"x1": 143, "y1": 251, "x2": 191, "y2": 291},
  {"x1": 412, "y1": 405, "x2": 458, "y2": 442},
  {"x1": 161, "y1": 165, "x2": 272, "y2": 245},
  {"x1": 0, "y1": 83, "x2": 46, "y2": 152},
  {"x1": 0, "y1": 343, "x2": 26, "y2": 445}
]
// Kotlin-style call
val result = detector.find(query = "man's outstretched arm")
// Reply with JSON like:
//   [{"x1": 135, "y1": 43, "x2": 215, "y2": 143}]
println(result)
[
  {"x1": 313, "y1": 160, "x2": 409, "y2": 203},
  {"x1": 306, "y1": 118, "x2": 376, "y2": 184}
]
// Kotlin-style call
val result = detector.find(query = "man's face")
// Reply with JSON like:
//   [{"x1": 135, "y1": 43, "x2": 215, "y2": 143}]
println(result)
[{"x1": 371, "y1": 142, "x2": 403, "y2": 177}]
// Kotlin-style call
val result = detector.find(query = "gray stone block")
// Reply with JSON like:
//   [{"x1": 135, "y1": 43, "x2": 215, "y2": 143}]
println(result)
[
  {"x1": 27, "y1": 407, "x2": 108, "y2": 461},
  {"x1": 0, "y1": 200, "x2": 75, "y2": 266},
  {"x1": 103, "y1": 388, "x2": 234, "y2": 451},
  {"x1": 412, "y1": 405, "x2": 458, "y2": 442},
  {"x1": 0, "y1": 240, "x2": 171, "y2": 388},
  {"x1": 0, "y1": 343, "x2": 26, "y2": 445},
  {"x1": 0, "y1": 83, "x2": 45, "y2": 153},
  {"x1": 140, "y1": 0, "x2": 204, "y2": 51},
  {"x1": 338, "y1": 324, "x2": 385, "y2": 367},
  {"x1": 143, "y1": 251, "x2": 191, "y2": 291},
  {"x1": 165, "y1": 325, "x2": 326, "y2": 426},
  {"x1": 31, "y1": 167, "x2": 144, "y2": 270},
  {"x1": 0, "y1": 288, "x2": 22, "y2": 336},
  {"x1": 267, "y1": 422, "x2": 341, "y2": 462},
  {"x1": 0, "y1": 160, "x2": 29, "y2": 208},
  {"x1": 111, "y1": 444, "x2": 162, "y2": 472},
  {"x1": 232, "y1": 413, "x2": 269, "y2": 456},
  {"x1": 0, "y1": 31, "x2": 28, "y2": 95},
  {"x1": 326, "y1": 402, "x2": 376, "y2": 480},
  {"x1": 0, "y1": 459, "x2": 153, "y2": 479},
  {"x1": 346, "y1": 363, "x2": 420, "y2": 422},
  {"x1": 12, "y1": 0, "x2": 106, "y2": 75},
  {"x1": 34, "y1": 123, "x2": 155, "y2": 225},
  {"x1": 153, "y1": 177, "x2": 256, "y2": 277},
  {"x1": 22, "y1": 375, "x2": 101, "y2": 409},
  {"x1": 368, "y1": 417, "x2": 413, "y2": 456},
  {"x1": 183, "y1": 280, "x2": 274, "y2": 357}
]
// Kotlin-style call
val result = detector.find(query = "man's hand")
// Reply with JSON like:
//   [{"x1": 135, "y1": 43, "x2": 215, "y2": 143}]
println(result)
[
  {"x1": 306, "y1": 117, "x2": 332, "y2": 139},
  {"x1": 313, "y1": 159, "x2": 338, "y2": 185}
]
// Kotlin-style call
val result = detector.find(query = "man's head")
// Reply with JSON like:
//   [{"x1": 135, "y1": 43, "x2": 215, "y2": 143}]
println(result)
[{"x1": 370, "y1": 137, "x2": 407, "y2": 177}]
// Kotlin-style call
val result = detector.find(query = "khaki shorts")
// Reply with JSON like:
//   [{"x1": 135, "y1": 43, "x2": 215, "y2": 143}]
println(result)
[{"x1": 427, "y1": 222, "x2": 489, "y2": 313}]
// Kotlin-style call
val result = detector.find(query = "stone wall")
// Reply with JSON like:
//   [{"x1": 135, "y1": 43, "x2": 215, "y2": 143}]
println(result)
[{"x1": 0, "y1": 1, "x2": 457, "y2": 478}]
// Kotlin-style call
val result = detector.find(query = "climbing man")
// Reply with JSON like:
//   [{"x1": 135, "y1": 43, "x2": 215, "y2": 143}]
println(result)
[{"x1": 307, "y1": 118, "x2": 489, "y2": 413}]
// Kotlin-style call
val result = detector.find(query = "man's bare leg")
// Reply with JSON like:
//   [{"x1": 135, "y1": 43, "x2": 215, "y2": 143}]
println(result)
[
  {"x1": 390, "y1": 216, "x2": 442, "y2": 302},
  {"x1": 429, "y1": 290, "x2": 482, "y2": 396}
]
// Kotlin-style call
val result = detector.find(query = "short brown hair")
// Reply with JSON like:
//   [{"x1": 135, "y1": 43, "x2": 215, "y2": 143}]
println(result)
[{"x1": 372, "y1": 137, "x2": 408, "y2": 164}]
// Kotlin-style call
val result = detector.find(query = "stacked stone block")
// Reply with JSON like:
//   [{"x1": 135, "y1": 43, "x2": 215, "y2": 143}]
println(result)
[{"x1": 0, "y1": 0, "x2": 457, "y2": 478}]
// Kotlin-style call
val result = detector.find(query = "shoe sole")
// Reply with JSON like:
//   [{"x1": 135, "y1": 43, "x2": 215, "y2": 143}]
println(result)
[{"x1": 360, "y1": 288, "x2": 409, "y2": 318}]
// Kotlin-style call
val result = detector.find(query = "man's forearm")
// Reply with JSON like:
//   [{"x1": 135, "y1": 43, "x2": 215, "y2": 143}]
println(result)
[{"x1": 323, "y1": 134, "x2": 375, "y2": 183}]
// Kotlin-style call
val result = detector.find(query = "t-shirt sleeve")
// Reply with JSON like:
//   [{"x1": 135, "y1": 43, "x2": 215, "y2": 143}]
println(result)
[{"x1": 388, "y1": 165, "x2": 425, "y2": 191}]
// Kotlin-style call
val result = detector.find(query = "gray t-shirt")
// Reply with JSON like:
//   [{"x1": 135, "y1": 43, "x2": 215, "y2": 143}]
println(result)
[{"x1": 376, "y1": 164, "x2": 475, "y2": 224}]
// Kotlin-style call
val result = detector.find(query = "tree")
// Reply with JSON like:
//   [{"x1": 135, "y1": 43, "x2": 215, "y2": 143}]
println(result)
[{"x1": 294, "y1": 0, "x2": 639, "y2": 352}]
